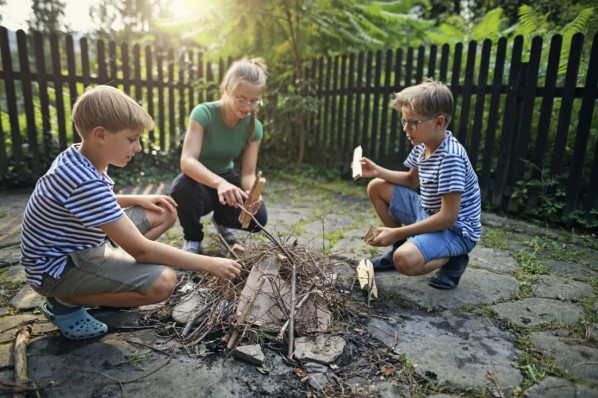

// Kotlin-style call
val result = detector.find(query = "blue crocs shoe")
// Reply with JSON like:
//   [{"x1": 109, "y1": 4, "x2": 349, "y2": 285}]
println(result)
[
  {"x1": 41, "y1": 303, "x2": 108, "y2": 340},
  {"x1": 371, "y1": 239, "x2": 406, "y2": 272}
]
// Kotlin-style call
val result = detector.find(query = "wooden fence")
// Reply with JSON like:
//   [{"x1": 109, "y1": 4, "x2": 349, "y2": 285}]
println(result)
[
  {"x1": 0, "y1": 27, "x2": 229, "y2": 179},
  {"x1": 0, "y1": 26, "x2": 597, "y2": 220},
  {"x1": 305, "y1": 33, "x2": 598, "y2": 217}
]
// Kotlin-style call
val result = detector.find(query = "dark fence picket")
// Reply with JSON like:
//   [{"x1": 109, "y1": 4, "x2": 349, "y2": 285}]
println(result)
[
  {"x1": 362, "y1": 52, "x2": 373, "y2": 152},
  {"x1": 145, "y1": 46, "x2": 155, "y2": 146},
  {"x1": 0, "y1": 27, "x2": 22, "y2": 166},
  {"x1": 470, "y1": 39, "x2": 492, "y2": 171},
  {"x1": 566, "y1": 32, "x2": 598, "y2": 215},
  {"x1": 122, "y1": 43, "x2": 130, "y2": 95},
  {"x1": 371, "y1": 50, "x2": 382, "y2": 162},
  {"x1": 352, "y1": 52, "x2": 364, "y2": 158},
  {"x1": 507, "y1": 37, "x2": 542, "y2": 212},
  {"x1": 65, "y1": 35, "x2": 78, "y2": 143},
  {"x1": 448, "y1": 42, "x2": 462, "y2": 133},
  {"x1": 492, "y1": 36, "x2": 523, "y2": 208},
  {"x1": 380, "y1": 49, "x2": 393, "y2": 166},
  {"x1": 168, "y1": 48, "x2": 176, "y2": 150},
  {"x1": 156, "y1": 49, "x2": 165, "y2": 150},
  {"x1": 457, "y1": 41, "x2": 476, "y2": 148},
  {"x1": 17, "y1": 30, "x2": 40, "y2": 169},
  {"x1": 97, "y1": 40, "x2": 107, "y2": 84},
  {"x1": 336, "y1": 54, "x2": 347, "y2": 166},
  {"x1": 479, "y1": 38, "x2": 507, "y2": 200},
  {"x1": 330, "y1": 55, "x2": 339, "y2": 165},
  {"x1": 550, "y1": 33, "x2": 584, "y2": 179},
  {"x1": 32, "y1": 31, "x2": 52, "y2": 155},
  {"x1": 344, "y1": 54, "x2": 355, "y2": 160},
  {"x1": 50, "y1": 34, "x2": 67, "y2": 150}
]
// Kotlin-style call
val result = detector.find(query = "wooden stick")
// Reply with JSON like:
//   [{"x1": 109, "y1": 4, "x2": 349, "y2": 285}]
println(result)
[
  {"x1": 352, "y1": 146, "x2": 363, "y2": 179},
  {"x1": 13, "y1": 326, "x2": 31, "y2": 398},
  {"x1": 238, "y1": 171, "x2": 266, "y2": 228}
]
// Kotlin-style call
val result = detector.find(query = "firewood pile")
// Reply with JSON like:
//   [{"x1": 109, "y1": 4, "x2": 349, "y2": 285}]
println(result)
[{"x1": 143, "y1": 237, "x2": 361, "y2": 357}]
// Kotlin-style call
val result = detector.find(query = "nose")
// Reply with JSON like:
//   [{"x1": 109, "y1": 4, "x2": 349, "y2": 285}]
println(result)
[{"x1": 134, "y1": 139, "x2": 142, "y2": 152}]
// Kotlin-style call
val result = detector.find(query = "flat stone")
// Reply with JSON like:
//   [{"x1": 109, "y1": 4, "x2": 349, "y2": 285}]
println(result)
[
  {"x1": 171, "y1": 290, "x2": 205, "y2": 324},
  {"x1": 0, "y1": 314, "x2": 37, "y2": 343},
  {"x1": 375, "y1": 268, "x2": 520, "y2": 310},
  {"x1": 0, "y1": 246, "x2": 22, "y2": 268},
  {"x1": 368, "y1": 310, "x2": 522, "y2": 396},
  {"x1": 294, "y1": 334, "x2": 346, "y2": 364},
  {"x1": 492, "y1": 298, "x2": 584, "y2": 328},
  {"x1": 540, "y1": 259, "x2": 598, "y2": 282},
  {"x1": 522, "y1": 376, "x2": 598, "y2": 398},
  {"x1": 528, "y1": 330, "x2": 598, "y2": 385},
  {"x1": 304, "y1": 363, "x2": 329, "y2": 391},
  {"x1": 469, "y1": 246, "x2": 517, "y2": 274},
  {"x1": 233, "y1": 344, "x2": 265, "y2": 365},
  {"x1": 10, "y1": 285, "x2": 44, "y2": 310},
  {"x1": 4, "y1": 264, "x2": 26, "y2": 281},
  {"x1": 531, "y1": 275, "x2": 594, "y2": 301}
]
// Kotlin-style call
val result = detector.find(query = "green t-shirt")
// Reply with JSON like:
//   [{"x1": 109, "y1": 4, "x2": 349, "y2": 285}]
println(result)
[{"x1": 190, "y1": 101, "x2": 264, "y2": 174}]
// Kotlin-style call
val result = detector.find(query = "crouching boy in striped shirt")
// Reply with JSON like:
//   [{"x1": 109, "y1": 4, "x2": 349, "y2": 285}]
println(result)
[
  {"x1": 357, "y1": 79, "x2": 482, "y2": 289},
  {"x1": 20, "y1": 85, "x2": 241, "y2": 340}
]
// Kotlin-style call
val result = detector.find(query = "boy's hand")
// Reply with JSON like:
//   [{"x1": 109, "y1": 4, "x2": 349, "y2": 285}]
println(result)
[
  {"x1": 209, "y1": 258, "x2": 242, "y2": 280},
  {"x1": 217, "y1": 181, "x2": 248, "y2": 207},
  {"x1": 358, "y1": 157, "x2": 378, "y2": 179},
  {"x1": 139, "y1": 195, "x2": 177, "y2": 214},
  {"x1": 369, "y1": 227, "x2": 404, "y2": 247}
]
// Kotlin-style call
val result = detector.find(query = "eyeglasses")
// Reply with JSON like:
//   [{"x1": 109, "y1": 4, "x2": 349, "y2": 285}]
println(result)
[
  {"x1": 235, "y1": 97, "x2": 263, "y2": 108},
  {"x1": 401, "y1": 115, "x2": 439, "y2": 131}
]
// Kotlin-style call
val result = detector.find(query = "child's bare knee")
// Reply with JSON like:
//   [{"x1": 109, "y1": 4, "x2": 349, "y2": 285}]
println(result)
[
  {"x1": 164, "y1": 210, "x2": 177, "y2": 229},
  {"x1": 367, "y1": 178, "x2": 385, "y2": 198},
  {"x1": 394, "y1": 254, "x2": 417, "y2": 276},
  {"x1": 147, "y1": 269, "x2": 177, "y2": 301}
]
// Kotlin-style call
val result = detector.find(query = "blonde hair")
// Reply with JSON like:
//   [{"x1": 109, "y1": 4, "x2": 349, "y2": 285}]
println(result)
[
  {"x1": 220, "y1": 57, "x2": 268, "y2": 95},
  {"x1": 71, "y1": 85, "x2": 155, "y2": 136},
  {"x1": 220, "y1": 57, "x2": 268, "y2": 142},
  {"x1": 392, "y1": 79, "x2": 454, "y2": 126}
]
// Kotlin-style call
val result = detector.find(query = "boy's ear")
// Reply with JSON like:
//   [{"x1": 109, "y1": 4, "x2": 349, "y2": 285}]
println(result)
[{"x1": 91, "y1": 126, "x2": 107, "y2": 142}]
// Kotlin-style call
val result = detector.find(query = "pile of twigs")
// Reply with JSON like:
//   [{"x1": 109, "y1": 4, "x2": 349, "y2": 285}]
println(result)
[{"x1": 155, "y1": 237, "x2": 358, "y2": 356}]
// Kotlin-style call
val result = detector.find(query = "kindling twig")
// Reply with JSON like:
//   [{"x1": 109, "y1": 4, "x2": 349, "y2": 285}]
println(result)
[
  {"x1": 238, "y1": 204, "x2": 298, "y2": 359},
  {"x1": 217, "y1": 234, "x2": 240, "y2": 260}
]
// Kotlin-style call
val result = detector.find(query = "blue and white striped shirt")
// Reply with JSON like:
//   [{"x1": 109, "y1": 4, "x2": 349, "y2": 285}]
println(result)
[
  {"x1": 404, "y1": 132, "x2": 482, "y2": 241},
  {"x1": 20, "y1": 144, "x2": 125, "y2": 287}
]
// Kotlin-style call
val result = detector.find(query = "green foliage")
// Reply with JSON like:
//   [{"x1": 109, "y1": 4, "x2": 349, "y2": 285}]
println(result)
[{"x1": 109, "y1": 148, "x2": 180, "y2": 187}]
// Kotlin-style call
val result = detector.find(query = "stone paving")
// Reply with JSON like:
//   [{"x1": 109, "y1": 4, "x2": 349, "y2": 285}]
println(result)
[{"x1": 0, "y1": 178, "x2": 597, "y2": 397}]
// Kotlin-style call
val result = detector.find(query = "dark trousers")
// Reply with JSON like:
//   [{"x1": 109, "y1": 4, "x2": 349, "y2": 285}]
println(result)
[{"x1": 170, "y1": 170, "x2": 268, "y2": 242}]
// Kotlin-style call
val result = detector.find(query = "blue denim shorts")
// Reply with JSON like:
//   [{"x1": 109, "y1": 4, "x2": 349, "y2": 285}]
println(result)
[{"x1": 389, "y1": 185, "x2": 476, "y2": 263}]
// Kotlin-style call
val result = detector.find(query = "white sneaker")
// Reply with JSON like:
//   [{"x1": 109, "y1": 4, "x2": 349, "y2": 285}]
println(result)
[
  {"x1": 212, "y1": 217, "x2": 237, "y2": 245},
  {"x1": 182, "y1": 240, "x2": 202, "y2": 254}
]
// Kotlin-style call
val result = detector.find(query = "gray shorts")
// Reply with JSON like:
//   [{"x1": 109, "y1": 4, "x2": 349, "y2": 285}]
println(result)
[{"x1": 34, "y1": 206, "x2": 168, "y2": 297}]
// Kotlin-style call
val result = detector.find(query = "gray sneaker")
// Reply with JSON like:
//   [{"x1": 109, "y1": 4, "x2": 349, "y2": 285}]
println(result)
[
  {"x1": 182, "y1": 240, "x2": 202, "y2": 254},
  {"x1": 212, "y1": 217, "x2": 237, "y2": 245}
]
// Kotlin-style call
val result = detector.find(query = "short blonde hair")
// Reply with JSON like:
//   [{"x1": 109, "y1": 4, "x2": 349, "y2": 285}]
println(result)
[
  {"x1": 71, "y1": 85, "x2": 154, "y2": 136},
  {"x1": 220, "y1": 57, "x2": 268, "y2": 95},
  {"x1": 392, "y1": 79, "x2": 454, "y2": 126}
]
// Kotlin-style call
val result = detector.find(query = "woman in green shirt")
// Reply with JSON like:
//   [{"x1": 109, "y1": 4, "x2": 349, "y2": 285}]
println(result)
[{"x1": 170, "y1": 58, "x2": 268, "y2": 254}]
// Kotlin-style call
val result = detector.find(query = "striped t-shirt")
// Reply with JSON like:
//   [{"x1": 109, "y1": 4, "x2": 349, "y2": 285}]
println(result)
[
  {"x1": 404, "y1": 132, "x2": 482, "y2": 241},
  {"x1": 20, "y1": 144, "x2": 125, "y2": 287}
]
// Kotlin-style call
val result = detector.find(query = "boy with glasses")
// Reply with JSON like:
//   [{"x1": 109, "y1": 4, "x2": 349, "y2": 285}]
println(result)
[{"x1": 356, "y1": 79, "x2": 481, "y2": 289}]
